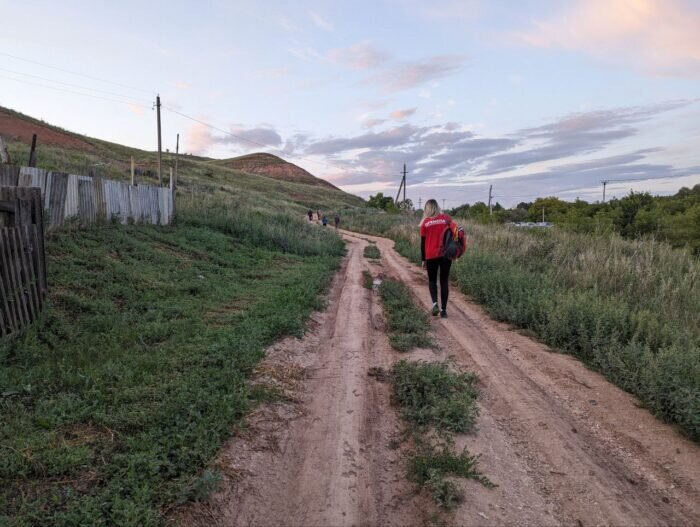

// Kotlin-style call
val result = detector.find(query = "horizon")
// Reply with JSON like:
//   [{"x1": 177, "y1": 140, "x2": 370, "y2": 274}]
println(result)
[{"x1": 1, "y1": 0, "x2": 699, "y2": 206}]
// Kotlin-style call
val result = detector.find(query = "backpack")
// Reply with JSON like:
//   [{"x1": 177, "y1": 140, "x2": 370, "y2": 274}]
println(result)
[{"x1": 441, "y1": 221, "x2": 467, "y2": 260}]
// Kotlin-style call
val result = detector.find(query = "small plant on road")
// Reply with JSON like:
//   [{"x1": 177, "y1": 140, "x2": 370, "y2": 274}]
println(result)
[
  {"x1": 363, "y1": 244, "x2": 381, "y2": 259},
  {"x1": 392, "y1": 360, "x2": 479, "y2": 433},
  {"x1": 379, "y1": 279, "x2": 433, "y2": 351},
  {"x1": 362, "y1": 270, "x2": 374, "y2": 289},
  {"x1": 390, "y1": 360, "x2": 492, "y2": 510}
]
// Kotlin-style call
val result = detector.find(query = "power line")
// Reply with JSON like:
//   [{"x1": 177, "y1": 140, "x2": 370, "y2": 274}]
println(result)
[
  {"x1": 0, "y1": 66, "x2": 151, "y2": 105},
  {"x1": 0, "y1": 74, "x2": 151, "y2": 109},
  {"x1": 0, "y1": 51, "x2": 154, "y2": 95}
]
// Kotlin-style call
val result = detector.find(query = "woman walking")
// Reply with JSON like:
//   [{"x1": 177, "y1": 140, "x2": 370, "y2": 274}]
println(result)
[{"x1": 420, "y1": 199, "x2": 453, "y2": 318}]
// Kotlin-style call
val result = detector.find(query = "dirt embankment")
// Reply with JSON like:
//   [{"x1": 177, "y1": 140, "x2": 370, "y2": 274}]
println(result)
[
  {"x1": 175, "y1": 230, "x2": 700, "y2": 527},
  {"x1": 0, "y1": 110, "x2": 93, "y2": 150}
]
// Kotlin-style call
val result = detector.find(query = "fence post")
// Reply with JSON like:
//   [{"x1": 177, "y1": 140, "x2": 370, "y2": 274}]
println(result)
[
  {"x1": 0, "y1": 135, "x2": 11, "y2": 164},
  {"x1": 131, "y1": 156, "x2": 135, "y2": 186},
  {"x1": 28, "y1": 134, "x2": 37, "y2": 167}
]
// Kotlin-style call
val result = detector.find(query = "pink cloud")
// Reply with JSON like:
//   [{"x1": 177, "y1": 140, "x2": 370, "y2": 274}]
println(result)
[
  {"x1": 327, "y1": 41, "x2": 388, "y2": 70},
  {"x1": 368, "y1": 55, "x2": 466, "y2": 92},
  {"x1": 514, "y1": 0, "x2": 700, "y2": 77},
  {"x1": 390, "y1": 107, "x2": 417, "y2": 120}
]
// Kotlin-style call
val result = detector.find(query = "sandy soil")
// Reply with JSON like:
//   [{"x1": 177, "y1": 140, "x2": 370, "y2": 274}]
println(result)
[{"x1": 175, "y1": 230, "x2": 700, "y2": 527}]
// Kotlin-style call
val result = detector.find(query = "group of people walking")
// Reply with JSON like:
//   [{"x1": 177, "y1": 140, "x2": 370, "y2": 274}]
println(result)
[{"x1": 307, "y1": 209, "x2": 340, "y2": 228}]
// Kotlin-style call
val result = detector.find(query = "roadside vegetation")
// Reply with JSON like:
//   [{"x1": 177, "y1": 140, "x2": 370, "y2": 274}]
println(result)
[
  {"x1": 391, "y1": 360, "x2": 492, "y2": 509},
  {"x1": 344, "y1": 209, "x2": 700, "y2": 441},
  {"x1": 0, "y1": 195, "x2": 344, "y2": 525},
  {"x1": 362, "y1": 270, "x2": 374, "y2": 290},
  {"x1": 378, "y1": 279, "x2": 433, "y2": 351},
  {"x1": 363, "y1": 243, "x2": 381, "y2": 260}
]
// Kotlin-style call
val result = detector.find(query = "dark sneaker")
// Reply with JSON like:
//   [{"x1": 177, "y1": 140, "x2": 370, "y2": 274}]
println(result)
[
  {"x1": 440, "y1": 309, "x2": 448, "y2": 318},
  {"x1": 431, "y1": 303, "x2": 440, "y2": 316}
]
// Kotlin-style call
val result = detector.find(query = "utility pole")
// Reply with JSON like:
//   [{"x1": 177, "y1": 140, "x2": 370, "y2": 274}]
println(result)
[
  {"x1": 418, "y1": 197, "x2": 422, "y2": 210},
  {"x1": 442, "y1": 198, "x2": 446, "y2": 210},
  {"x1": 130, "y1": 156, "x2": 135, "y2": 185},
  {"x1": 394, "y1": 163, "x2": 408, "y2": 207},
  {"x1": 402, "y1": 163, "x2": 407, "y2": 204},
  {"x1": 602, "y1": 180, "x2": 608, "y2": 203},
  {"x1": 488, "y1": 184, "x2": 494, "y2": 216},
  {"x1": 542, "y1": 206, "x2": 545, "y2": 223},
  {"x1": 156, "y1": 95, "x2": 162, "y2": 186},
  {"x1": 174, "y1": 133, "x2": 179, "y2": 190}
]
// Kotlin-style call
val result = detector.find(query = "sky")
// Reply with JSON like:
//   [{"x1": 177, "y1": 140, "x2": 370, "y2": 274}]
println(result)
[{"x1": 1, "y1": 0, "x2": 699, "y2": 206}]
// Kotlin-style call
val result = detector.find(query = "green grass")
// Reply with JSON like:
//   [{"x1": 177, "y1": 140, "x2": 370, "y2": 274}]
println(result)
[
  {"x1": 408, "y1": 443, "x2": 494, "y2": 510},
  {"x1": 362, "y1": 270, "x2": 374, "y2": 290},
  {"x1": 390, "y1": 360, "x2": 490, "y2": 509},
  {"x1": 378, "y1": 279, "x2": 433, "y2": 352},
  {"x1": 344, "y1": 210, "x2": 700, "y2": 442},
  {"x1": 0, "y1": 198, "x2": 344, "y2": 525},
  {"x1": 391, "y1": 360, "x2": 479, "y2": 434},
  {"x1": 363, "y1": 244, "x2": 381, "y2": 260}
]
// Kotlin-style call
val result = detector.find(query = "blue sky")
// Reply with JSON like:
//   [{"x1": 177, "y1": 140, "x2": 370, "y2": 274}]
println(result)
[{"x1": 1, "y1": 0, "x2": 699, "y2": 206}]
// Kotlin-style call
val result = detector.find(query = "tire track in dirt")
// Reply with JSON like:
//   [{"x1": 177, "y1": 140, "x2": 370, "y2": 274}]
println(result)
[
  {"x1": 176, "y1": 234, "x2": 432, "y2": 527},
  {"x1": 345, "y1": 229, "x2": 700, "y2": 527}
]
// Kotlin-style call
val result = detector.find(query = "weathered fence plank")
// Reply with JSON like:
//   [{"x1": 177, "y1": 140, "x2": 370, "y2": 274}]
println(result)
[{"x1": 0, "y1": 187, "x2": 47, "y2": 338}]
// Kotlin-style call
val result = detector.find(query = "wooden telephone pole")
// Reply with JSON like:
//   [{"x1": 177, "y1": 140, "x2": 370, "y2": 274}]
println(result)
[
  {"x1": 156, "y1": 95, "x2": 162, "y2": 186},
  {"x1": 394, "y1": 163, "x2": 408, "y2": 206},
  {"x1": 602, "y1": 180, "x2": 609, "y2": 203},
  {"x1": 488, "y1": 184, "x2": 494, "y2": 215}
]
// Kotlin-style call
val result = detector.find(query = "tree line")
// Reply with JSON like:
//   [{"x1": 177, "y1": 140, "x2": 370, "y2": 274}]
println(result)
[{"x1": 367, "y1": 185, "x2": 700, "y2": 254}]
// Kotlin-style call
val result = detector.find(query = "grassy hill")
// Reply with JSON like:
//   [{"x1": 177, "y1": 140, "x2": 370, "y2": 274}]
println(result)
[{"x1": 0, "y1": 107, "x2": 360, "y2": 525}]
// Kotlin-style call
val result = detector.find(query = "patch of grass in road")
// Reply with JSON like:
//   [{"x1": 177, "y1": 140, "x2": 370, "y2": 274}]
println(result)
[
  {"x1": 409, "y1": 443, "x2": 494, "y2": 510},
  {"x1": 379, "y1": 279, "x2": 433, "y2": 352},
  {"x1": 363, "y1": 244, "x2": 381, "y2": 260},
  {"x1": 389, "y1": 360, "x2": 492, "y2": 510},
  {"x1": 0, "y1": 200, "x2": 343, "y2": 526},
  {"x1": 362, "y1": 270, "x2": 374, "y2": 290},
  {"x1": 392, "y1": 360, "x2": 479, "y2": 433}
]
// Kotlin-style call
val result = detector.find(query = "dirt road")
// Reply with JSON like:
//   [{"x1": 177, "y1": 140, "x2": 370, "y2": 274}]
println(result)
[{"x1": 178, "y1": 231, "x2": 700, "y2": 527}]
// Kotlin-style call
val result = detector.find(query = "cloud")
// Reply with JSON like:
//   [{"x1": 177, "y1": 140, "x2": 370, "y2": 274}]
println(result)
[
  {"x1": 389, "y1": 108, "x2": 417, "y2": 120},
  {"x1": 514, "y1": 0, "x2": 700, "y2": 77},
  {"x1": 368, "y1": 55, "x2": 466, "y2": 92},
  {"x1": 361, "y1": 117, "x2": 388, "y2": 129},
  {"x1": 477, "y1": 100, "x2": 693, "y2": 176},
  {"x1": 328, "y1": 42, "x2": 465, "y2": 91},
  {"x1": 327, "y1": 41, "x2": 388, "y2": 70},
  {"x1": 288, "y1": 43, "x2": 322, "y2": 62},
  {"x1": 169, "y1": 80, "x2": 191, "y2": 89},
  {"x1": 185, "y1": 121, "x2": 282, "y2": 155},
  {"x1": 306, "y1": 124, "x2": 419, "y2": 155},
  {"x1": 309, "y1": 11, "x2": 334, "y2": 31},
  {"x1": 127, "y1": 103, "x2": 145, "y2": 117}
]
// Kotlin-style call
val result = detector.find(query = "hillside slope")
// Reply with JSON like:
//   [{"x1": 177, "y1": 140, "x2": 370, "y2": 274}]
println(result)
[
  {"x1": 0, "y1": 106, "x2": 363, "y2": 211},
  {"x1": 214, "y1": 152, "x2": 339, "y2": 190}
]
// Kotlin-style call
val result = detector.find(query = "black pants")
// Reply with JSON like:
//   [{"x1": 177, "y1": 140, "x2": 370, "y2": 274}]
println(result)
[{"x1": 426, "y1": 257, "x2": 452, "y2": 310}]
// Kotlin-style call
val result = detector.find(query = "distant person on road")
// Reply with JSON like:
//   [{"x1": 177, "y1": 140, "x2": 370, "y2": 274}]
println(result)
[
  {"x1": 322, "y1": 215, "x2": 328, "y2": 227},
  {"x1": 307, "y1": 210, "x2": 313, "y2": 221},
  {"x1": 420, "y1": 199, "x2": 453, "y2": 318},
  {"x1": 317, "y1": 210, "x2": 321, "y2": 221},
  {"x1": 334, "y1": 214, "x2": 340, "y2": 229}
]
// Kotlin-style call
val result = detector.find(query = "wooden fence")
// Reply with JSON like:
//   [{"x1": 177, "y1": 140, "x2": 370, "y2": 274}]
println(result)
[
  {"x1": 0, "y1": 187, "x2": 47, "y2": 338},
  {"x1": 0, "y1": 164, "x2": 174, "y2": 229}
]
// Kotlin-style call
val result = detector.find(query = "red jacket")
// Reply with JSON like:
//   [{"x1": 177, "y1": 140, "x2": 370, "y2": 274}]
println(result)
[{"x1": 420, "y1": 214, "x2": 452, "y2": 260}]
